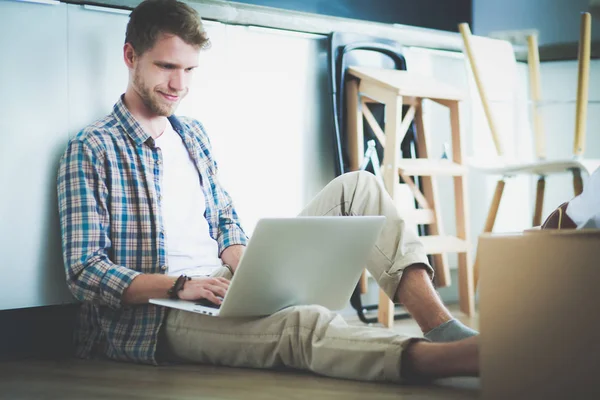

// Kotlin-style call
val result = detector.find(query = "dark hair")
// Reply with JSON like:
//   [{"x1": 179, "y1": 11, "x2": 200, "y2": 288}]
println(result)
[{"x1": 125, "y1": 0, "x2": 210, "y2": 55}]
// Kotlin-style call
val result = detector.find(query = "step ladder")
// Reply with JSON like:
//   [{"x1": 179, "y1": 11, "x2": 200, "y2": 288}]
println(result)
[{"x1": 345, "y1": 66, "x2": 475, "y2": 327}]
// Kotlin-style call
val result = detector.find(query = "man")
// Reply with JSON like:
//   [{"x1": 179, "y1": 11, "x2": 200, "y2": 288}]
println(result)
[{"x1": 57, "y1": 0, "x2": 478, "y2": 383}]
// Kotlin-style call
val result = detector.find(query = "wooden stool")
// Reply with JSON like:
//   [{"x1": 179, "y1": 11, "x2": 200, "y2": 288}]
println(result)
[{"x1": 345, "y1": 67, "x2": 475, "y2": 326}]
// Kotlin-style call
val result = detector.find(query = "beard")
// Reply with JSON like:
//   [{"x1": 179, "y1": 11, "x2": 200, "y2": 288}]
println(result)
[{"x1": 133, "y1": 68, "x2": 185, "y2": 117}]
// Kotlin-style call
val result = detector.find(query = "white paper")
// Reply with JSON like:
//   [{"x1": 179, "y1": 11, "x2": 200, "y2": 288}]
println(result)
[{"x1": 566, "y1": 167, "x2": 600, "y2": 229}]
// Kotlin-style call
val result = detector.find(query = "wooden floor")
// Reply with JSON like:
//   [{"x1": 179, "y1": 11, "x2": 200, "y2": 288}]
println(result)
[{"x1": 0, "y1": 306, "x2": 480, "y2": 400}]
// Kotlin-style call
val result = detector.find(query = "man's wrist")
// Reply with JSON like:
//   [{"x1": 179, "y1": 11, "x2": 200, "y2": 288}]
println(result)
[
  {"x1": 220, "y1": 244, "x2": 245, "y2": 272},
  {"x1": 222, "y1": 263, "x2": 234, "y2": 275},
  {"x1": 167, "y1": 275, "x2": 190, "y2": 299}
]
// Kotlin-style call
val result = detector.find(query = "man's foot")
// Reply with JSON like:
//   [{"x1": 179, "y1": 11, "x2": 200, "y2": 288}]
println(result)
[
  {"x1": 424, "y1": 319, "x2": 478, "y2": 343},
  {"x1": 402, "y1": 335, "x2": 479, "y2": 380}
]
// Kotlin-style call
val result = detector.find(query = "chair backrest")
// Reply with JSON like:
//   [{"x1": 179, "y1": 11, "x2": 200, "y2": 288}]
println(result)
[
  {"x1": 458, "y1": 23, "x2": 530, "y2": 163},
  {"x1": 328, "y1": 32, "x2": 407, "y2": 175},
  {"x1": 459, "y1": 13, "x2": 592, "y2": 163}
]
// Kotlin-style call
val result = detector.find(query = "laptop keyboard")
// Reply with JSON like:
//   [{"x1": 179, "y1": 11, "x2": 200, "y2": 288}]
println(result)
[{"x1": 195, "y1": 298, "x2": 221, "y2": 309}]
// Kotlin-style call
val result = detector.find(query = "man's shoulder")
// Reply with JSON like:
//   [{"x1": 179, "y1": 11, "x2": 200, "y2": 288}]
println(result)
[
  {"x1": 69, "y1": 114, "x2": 122, "y2": 156},
  {"x1": 174, "y1": 116, "x2": 209, "y2": 140}
]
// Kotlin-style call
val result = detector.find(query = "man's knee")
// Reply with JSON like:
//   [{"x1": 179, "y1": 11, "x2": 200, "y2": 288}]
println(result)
[
  {"x1": 286, "y1": 304, "x2": 334, "y2": 317},
  {"x1": 335, "y1": 171, "x2": 379, "y2": 192},
  {"x1": 281, "y1": 305, "x2": 338, "y2": 329}
]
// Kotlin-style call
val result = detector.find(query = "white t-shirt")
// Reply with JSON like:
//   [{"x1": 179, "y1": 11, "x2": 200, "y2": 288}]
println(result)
[{"x1": 154, "y1": 121, "x2": 220, "y2": 277}]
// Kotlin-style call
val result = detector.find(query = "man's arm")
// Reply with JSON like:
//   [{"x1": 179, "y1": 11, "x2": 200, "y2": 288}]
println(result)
[
  {"x1": 193, "y1": 121, "x2": 249, "y2": 264},
  {"x1": 121, "y1": 274, "x2": 230, "y2": 305},
  {"x1": 58, "y1": 137, "x2": 234, "y2": 307},
  {"x1": 57, "y1": 139, "x2": 140, "y2": 308},
  {"x1": 221, "y1": 244, "x2": 245, "y2": 272},
  {"x1": 121, "y1": 274, "x2": 176, "y2": 304},
  {"x1": 214, "y1": 183, "x2": 248, "y2": 259},
  {"x1": 212, "y1": 177, "x2": 247, "y2": 273}
]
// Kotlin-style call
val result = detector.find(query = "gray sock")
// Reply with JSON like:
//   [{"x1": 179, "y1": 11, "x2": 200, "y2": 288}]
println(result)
[{"x1": 424, "y1": 319, "x2": 478, "y2": 343}]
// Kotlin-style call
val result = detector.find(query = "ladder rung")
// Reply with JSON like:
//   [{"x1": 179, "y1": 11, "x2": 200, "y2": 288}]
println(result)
[
  {"x1": 402, "y1": 209, "x2": 435, "y2": 224},
  {"x1": 419, "y1": 235, "x2": 468, "y2": 254},
  {"x1": 397, "y1": 159, "x2": 467, "y2": 176}
]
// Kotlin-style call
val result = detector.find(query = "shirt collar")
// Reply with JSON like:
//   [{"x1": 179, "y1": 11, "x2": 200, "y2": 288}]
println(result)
[{"x1": 112, "y1": 95, "x2": 185, "y2": 146}]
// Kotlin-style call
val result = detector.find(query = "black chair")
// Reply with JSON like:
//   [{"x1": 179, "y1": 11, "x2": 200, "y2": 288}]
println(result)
[
  {"x1": 329, "y1": 32, "x2": 418, "y2": 176},
  {"x1": 328, "y1": 32, "x2": 427, "y2": 324}
]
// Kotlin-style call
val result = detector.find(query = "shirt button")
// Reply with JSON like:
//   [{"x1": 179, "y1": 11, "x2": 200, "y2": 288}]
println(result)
[{"x1": 161, "y1": 265, "x2": 167, "y2": 271}]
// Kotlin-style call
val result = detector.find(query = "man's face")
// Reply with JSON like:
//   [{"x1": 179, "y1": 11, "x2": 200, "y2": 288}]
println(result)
[{"x1": 131, "y1": 33, "x2": 200, "y2": 117}]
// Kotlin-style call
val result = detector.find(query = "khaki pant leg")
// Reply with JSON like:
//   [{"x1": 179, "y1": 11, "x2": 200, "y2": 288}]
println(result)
[
  {"x1": 298, "y1": 171, "x2": 433, "y2": 300},
  {"x1": 163, "y1": 304, "x2": 419, "y2": 383}
]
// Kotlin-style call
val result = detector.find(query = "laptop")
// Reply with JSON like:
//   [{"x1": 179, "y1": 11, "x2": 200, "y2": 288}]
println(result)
[{"x1": 150, "y1": 216, "x2": 385, "y2": 317}]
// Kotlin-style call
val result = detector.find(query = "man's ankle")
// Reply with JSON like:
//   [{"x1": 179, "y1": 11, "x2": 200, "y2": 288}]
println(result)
[{"x1": 424, "y1": 319, "x2": 479, "y2": 343}]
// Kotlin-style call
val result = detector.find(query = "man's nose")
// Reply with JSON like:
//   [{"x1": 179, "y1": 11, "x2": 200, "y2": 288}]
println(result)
[{"x1": 169, "y1": 70, "x2": 185, "y2": 92}]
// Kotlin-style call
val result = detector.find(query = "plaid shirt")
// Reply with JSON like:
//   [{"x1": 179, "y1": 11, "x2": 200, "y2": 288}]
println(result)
[{"x1": 57, "y1": 96, "x2": 248, "y2": 364}]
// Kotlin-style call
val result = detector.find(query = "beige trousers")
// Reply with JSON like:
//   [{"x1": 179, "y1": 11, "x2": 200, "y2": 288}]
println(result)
[{"x1": 162, "y1": 171, "x2": 433, "y2": 382}]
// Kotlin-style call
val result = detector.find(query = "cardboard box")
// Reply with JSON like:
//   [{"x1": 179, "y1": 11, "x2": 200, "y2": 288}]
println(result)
[{"x1": 477, "y1": 229, "x2": 600, "y2": 400}]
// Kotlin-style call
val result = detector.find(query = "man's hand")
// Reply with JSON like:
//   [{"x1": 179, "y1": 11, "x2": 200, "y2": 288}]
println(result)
[{"x1": 178, "y1": 276, "x2": 230, "y2": 304}]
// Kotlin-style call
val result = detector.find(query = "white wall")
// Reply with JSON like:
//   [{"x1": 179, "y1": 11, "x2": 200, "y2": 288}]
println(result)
[
  {"x1": 0, "y1": 0, "x2": 72, "y2": 310},
  {"x1": 473, "y1": 0, "x2": 600, "y2": 45},
  {"x1": 0, "y1": 2, "x2": 334, "y2": 310},
  {"x1": 178, "y1": 23, "x2": 334, "y2": 234}
]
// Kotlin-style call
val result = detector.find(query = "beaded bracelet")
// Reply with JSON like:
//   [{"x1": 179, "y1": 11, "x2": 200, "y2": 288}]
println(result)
[{"x1": 167, "y1": 275, "x2": 191, "y2": 299}]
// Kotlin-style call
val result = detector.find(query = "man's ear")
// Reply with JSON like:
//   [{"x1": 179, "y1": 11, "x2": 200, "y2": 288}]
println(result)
[{"x1": 123, "y1": 43, "x2": 137, "y2": 69}]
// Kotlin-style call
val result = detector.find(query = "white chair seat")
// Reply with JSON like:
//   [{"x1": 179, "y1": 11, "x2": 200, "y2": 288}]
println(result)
[{"x1": 468, "y1": 157, "x2": 600, "y2": 177}]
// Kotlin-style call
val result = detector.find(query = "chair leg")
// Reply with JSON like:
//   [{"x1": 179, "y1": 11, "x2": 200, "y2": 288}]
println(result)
[
  {"x1": 359, "y1": 271, "x2": 368, "y2": 294},
  {"x1": 421, "y1": 175, "x2": 451, "y2": 288},
  {"x1": 483, "y1": 180, "x2": 506, "y2": 233},
  {"x1": 573, "y1": 12, "x2": 591, "y2": 159},
  {"x1": 533, "y1": 176, "x2": 546, "y2": 226},
  {"x1": 378, "y1": 94, "x2": 403, "y2": 328},
  {"x1": 573, "y1": 169, "x2": 584, "y2": 196},
  {"x1": 457, "y1": 252, "x2": 475, "y2": 317},
  {"x1": 447, "y1": 101, "x2": 474, "y2": 316},
  {"x1": 377, "y1": 289, "x2": 393, "y2": 328},
  {"x1": 413, "y1": 102, "x2": 450, "y2": 288},
  {"x1": 345, "y1": 79, "x2": 364, "y2": 171},
  {"x1": 475, "y1": 179, "x2": 506, "y2": 290}
]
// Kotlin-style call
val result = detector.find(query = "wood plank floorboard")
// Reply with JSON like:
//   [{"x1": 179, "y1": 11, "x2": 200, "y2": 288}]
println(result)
[{"x1": 0, "y1": 306, "x2": 480, "y2": 399}]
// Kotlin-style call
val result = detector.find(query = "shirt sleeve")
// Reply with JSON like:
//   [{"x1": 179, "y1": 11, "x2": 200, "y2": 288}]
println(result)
[
  {"x1": 191, "y1": 120, "x2": 249, "y2": 254},
  {"x1": 57, "y1": 138, "x2": 140, "y2": 309},
  {"x1": 215, "y1": 181, "x2": 249, "y2": 255}
]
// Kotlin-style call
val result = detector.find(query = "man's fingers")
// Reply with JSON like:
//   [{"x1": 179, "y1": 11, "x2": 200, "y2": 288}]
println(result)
[
  {"x1": 210, "y1": 277, "x2": 229, "y2": 290},
  {"x1": 181, "y1": 277, "x2": 228, "y2": 302},
  {"x1": 188, "y1": 277, "x2": 228, "y2": 288},
  {"x1": 206, "y1": 284, "x2": 227, "y2": 298},
  {"x1": 202, "y1": 289, "x2": 222, "y2": 304}
]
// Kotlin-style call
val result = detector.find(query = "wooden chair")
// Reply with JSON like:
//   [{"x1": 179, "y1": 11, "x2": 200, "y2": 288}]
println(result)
[
  {"x1": 459, "y1": 13, "x2": 599, "y2": 287},
  {"x1": 345, "y1": 67, "x2": 475, "y2": 324},
  {"x1": 328, "y1": 32, "x2": 420, "y2": 325}
]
